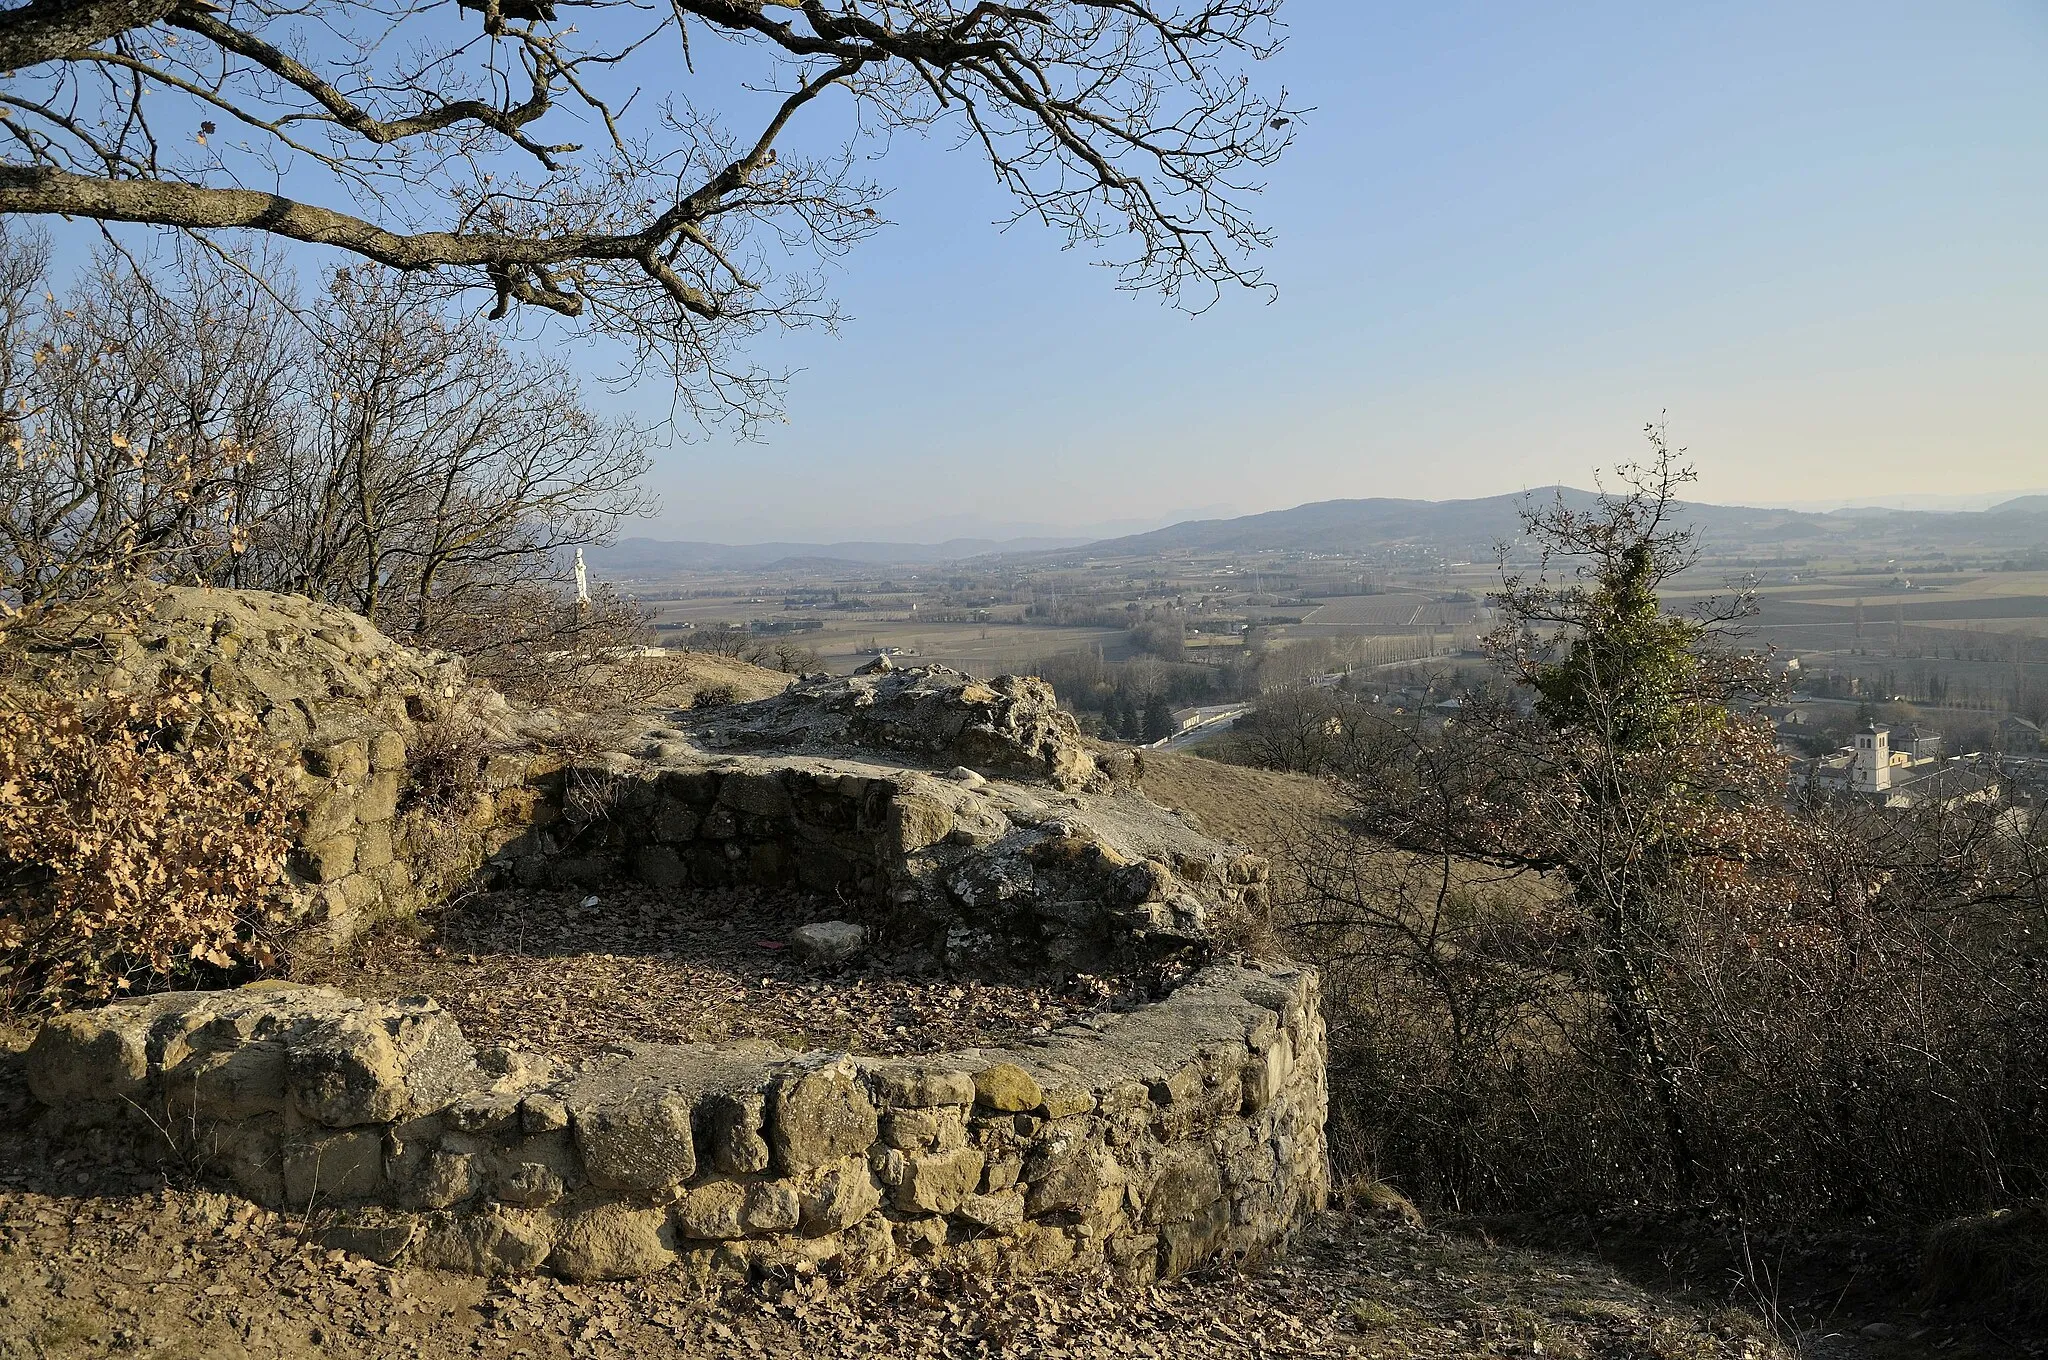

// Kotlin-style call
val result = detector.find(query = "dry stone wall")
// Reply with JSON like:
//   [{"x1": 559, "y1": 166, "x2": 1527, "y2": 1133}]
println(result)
[
  {"x1": 24, "y1": 965, "x2": 1328, "y2": 1286},
  {"x1": 3, "y1": 587, "x2": 537, "y2": 941},
  {"x1": 515, "y1": 756, "x2": 1270, "y2": 970}
]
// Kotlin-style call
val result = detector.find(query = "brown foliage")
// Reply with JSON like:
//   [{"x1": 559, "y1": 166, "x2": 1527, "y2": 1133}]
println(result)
[{"x1": 0, "y1": 673, "x2": 298, "y2": 1012}]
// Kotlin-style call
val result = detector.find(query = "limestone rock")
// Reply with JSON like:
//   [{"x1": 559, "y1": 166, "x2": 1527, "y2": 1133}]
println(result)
[
  {"x1": 24, "y1": 1002, "x2": 162, "y2": 1105},
  {"x1": 788, "y1": 920, "x2": 866, "y2": 966},
  {"x1": 571, "y1": 1089, "x2": 697, "y2": 1192},
  {"x1": 676, "y1": 1180, "x2": 748, "y2": 1239},
  {"x1": 287, "y1": 996, "x2": 478, "y2": 1128},
  {"x1": 322, "y1": 1209, "x2": 419, "y2": 1265},
  {"x1": 769, "y1": 1061, "x2": 878, "y2": 1174},
  {"x1": 956, "y1": 1189, "x2": 1026, "y2": 1233},
  {"x1": 893, "y1": 1147, "x2": 984, "y2": 1215},
  {"x1": 705, "y1": 1090, "x2": 772, "y2": 1175},
  {"x1": 798, "y1": 1156, "x2": 883, "y2": 1235},
  {"x1": 972, "y1": 1062, "x2": 1045, "y2": 1114},
  {"x1": 550, "y1": 1204, "x2": 675, "y2": 1281}
]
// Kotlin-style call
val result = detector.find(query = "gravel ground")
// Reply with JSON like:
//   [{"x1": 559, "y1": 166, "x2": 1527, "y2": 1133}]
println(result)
[{"x1": 291, "y1": 885, "x2": 1152, "y2": 1059}]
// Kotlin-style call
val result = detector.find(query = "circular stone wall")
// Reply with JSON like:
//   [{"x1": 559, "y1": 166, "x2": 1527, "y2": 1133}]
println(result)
[{"x1": 24, "y1": 961, "x2": 1327, "y2": 1285}]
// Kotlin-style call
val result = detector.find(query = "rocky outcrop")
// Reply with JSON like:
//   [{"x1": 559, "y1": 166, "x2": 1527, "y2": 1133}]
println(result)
[{"x1": 26, "y1": 967, "x2": 1327, "y2": 1286}]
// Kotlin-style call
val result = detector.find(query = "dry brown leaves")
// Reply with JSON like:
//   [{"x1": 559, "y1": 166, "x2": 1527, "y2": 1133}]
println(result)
[{"x1": 295, "y1": 884, "x2": 1138, "y2": 1058}]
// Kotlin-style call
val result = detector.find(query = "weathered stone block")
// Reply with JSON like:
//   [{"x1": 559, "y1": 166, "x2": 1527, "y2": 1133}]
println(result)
[
  {"x1": 355, "y1": 818, "x2": 394, "y2": 872},
  {"x1": 571, "y1": 1091, "x2": 697, "y2": 1192},
  {"x1": 307, "y1": 738, "x2": 371, "y2": 784},
  {"x1": 894, "y1": 1147, "x2": 984, "y2": 1215},
  {"x1": 891, "y1": 1215, "x2": 949, "y2": 1255},
  {"x1": 973, "y1": 1062, "x2": 1044, "y2": 1114},
  {"x1": 954, "y1": 1189, "x2": 1025, "y2": 1234},
  {"x1": 303, "y1": 786, "x2": 359, "y2": 844},
  {"x1": 743, "y1": 1180, "x2": 801, "y2": 1234},
  {"x1": 719, "y1": 772, "x2": 793, "y2": 820},
  {"x1": 789, "y1": 920, "x2": 865, "y2": 965},
  {"x1": 287, "y1": 1000, "x2": 477, "y2": 1128},
  {"x1": 218, "y1": 1120, "x2": 284, "y2": 1207},
  {"x1": 705, "y1": 1090, "x2": 771, "y2": 1175},
  {"x1": 981, "y1": 1155, "x2": 1022, "y2": 1194},
  {"x1": 297, "y1": 835, "x2": 358, "y2": 883},
  {"x1": 551, "y1": 1204, "x2": 676, "y2": 1281},
  {"x1": 369, "y1": 730, "x2": 407, "y2": 772},
  {"x1": 1143, "y1": 1143, "x2": 1223, "y2": 1226},
  {"x1": 415, "y1": 1207, "x2": 557, "y2": 1275},
  {"x1": 186, "y1": 1041, "x2": 287, "y2": 1120},
  {"x1": 282, "y1": 1128, "x2": 384, "y2": 1204},
  {"x1": 798, "y1": 1157, "x2": 882, "y2": 1235},
  {"x1": 355, "y1": 770, "x2": 402, "y2": 824},
  {"x1": 491, "y1": 1161, "x2": 564, "y2": 1209},
  {"x1": 520, "y1": 1091, "x2": 570, "y2": 1132},
  {"x1": 1026, "y1": 1142, "x2": 1126, "y2": 1220},
  {"x1": 1157, "y1": 1198, "x2": 1229, "y2": 1276},
  {"x1": 887, "y1": 791, "x2": 954, "y2": 856},
  {"x1": 1004, "y1": 1222, "x2": 1076, "y2": 1276},
  {"x1": 24, "y1": 1007, "x2": 155, "y2": 1105},
  {"x1": 769, "y1": 1061, "x2": 878, "y2": 1174},
  {"x1": 653, "y1": 799, "x2": 700, "y2": 843},
  {"x1": 676, "y1": 1180, "x2": 747, "y2": 1239},
  {"x1": 323, "y1": 1208, "x2": 418, "y2": 1264},
  {"x1": 881, "y1": 1107, "x2": 966, "y2": 1152},
  {"x1": 409, "y1": 1151, "x2": 480, "y2": 1209},
  {"x1": 871, "y1": 1064, "x2": 976, "y2": 1110},
  {"x1": 633, "y1": 844, "x2": 688, "y2": 889}
]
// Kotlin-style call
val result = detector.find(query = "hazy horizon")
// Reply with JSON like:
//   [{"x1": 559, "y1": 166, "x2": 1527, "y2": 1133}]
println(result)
[
  {"x1": 611, "y1": 483, "x2": 2048, "y2": 550},
  {"x1": 617, "y1": 1, "x2": 2045, "y2": 543}
]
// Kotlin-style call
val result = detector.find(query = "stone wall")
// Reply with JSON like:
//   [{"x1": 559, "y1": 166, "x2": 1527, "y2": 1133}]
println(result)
[
  {"x1": 2, "y1": 587, "x2": 537, "y2": 941},
  {"x1": 24, "y1": 965, "x2": 1328, "y2": 1285},
  {"x1": 513, "y1": 754, "x2": 1270, "y2": 970}
]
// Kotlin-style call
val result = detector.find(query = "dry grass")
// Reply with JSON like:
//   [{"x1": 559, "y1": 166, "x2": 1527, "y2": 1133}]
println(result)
[{"x1": 1135, "y1": 750, "x2": 1342, "y2": 853}]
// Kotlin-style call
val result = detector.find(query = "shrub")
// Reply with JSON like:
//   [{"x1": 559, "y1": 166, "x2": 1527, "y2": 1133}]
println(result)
[
  {"x1": 0, "y1": 675, "x2": 298, "y2": 1012},
  {"x1": 395, "y1": 710, "x2": 501, "y2": 905},
  {"x1": 692, "y1": 682, "x2": 740, "y2": 710}
]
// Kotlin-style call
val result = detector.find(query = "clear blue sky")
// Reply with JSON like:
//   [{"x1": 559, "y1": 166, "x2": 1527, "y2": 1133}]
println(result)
[{"x1": 599, "y1": 0, "x2": 2046, "y2": 542}]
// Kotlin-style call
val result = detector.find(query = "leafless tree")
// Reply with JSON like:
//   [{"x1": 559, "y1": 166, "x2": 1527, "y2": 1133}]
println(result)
[
  {"x1": 0, "y1": 231, "x2": 652, "y2": 674},
  {"x1": 0, "y1": 0, "x2": 1296, "y2": 420}
]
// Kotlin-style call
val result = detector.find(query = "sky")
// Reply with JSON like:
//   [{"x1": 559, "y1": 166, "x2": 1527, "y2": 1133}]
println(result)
[{"x1": 573, "y1": 0, "x2": 2044, "y2": 543}]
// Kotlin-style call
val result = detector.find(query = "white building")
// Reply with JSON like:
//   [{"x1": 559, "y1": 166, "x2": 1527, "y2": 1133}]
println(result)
[{"x1": 1792, "y1": 724, "x2": 1999, "y2": 810}]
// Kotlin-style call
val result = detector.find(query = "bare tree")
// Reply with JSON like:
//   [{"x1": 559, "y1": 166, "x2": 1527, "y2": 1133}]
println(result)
[
  {"x1": 0, "y1": 228, "x2": 291, "y2": 607},
  {"x1": 0, "y1": 0, "x2": 1296, "y2": 419},
  {"x1": 0, "y1": 232, "x2": 652, "y2": 675}
]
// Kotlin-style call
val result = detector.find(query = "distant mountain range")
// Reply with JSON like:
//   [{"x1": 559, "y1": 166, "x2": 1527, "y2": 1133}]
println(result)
[
  {"x1": 1036, "y1": 488, "x2": 2048, "y2": 562},
  {"x1": 587, "y1": 490, "x2": 2048, "y2": 576}
]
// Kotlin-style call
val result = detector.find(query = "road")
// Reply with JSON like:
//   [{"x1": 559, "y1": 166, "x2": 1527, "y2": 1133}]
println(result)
[{"x1": 1150, "y1": 702, "x2": 1253, "y2": 750}]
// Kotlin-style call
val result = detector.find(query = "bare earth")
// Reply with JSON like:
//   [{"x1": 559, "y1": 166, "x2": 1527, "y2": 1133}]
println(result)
[
  {"x1": 292, "y1": 885, "x2": 1148, "y2": 1059},
  {"x1": 0, "y1": 1146, "x2": 1787, "y2": 1360}
]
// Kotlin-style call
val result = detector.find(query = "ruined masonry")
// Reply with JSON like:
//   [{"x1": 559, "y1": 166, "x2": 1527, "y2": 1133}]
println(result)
[
  {"x1": 18, "y1": 589, "x2": 1330, "y2": 1285},
  {"x1": 28, "y1": 965, "x2": 1325, "y2": 1284}
]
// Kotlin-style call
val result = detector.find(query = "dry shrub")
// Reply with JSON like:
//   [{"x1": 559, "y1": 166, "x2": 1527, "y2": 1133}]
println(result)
[
  {"x1": 1290, "y1": 800, "x2": 2048, "y2": 1227},
  {"x1": 420, "y1": 583, "x2": 658, "y2": 708},
  {"x1": 0, "y1": 675, "x2": 297, "y2": 1012},
  {"x1": 1922, "y1": 1204, "x2": 2048, "y2": 1313},
  {"x1": 395, "y1": 710, "x2": 501, "y2": 903},
  {"x1": 692, "y1": 682, "x2": 740, "y2": 710}
]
